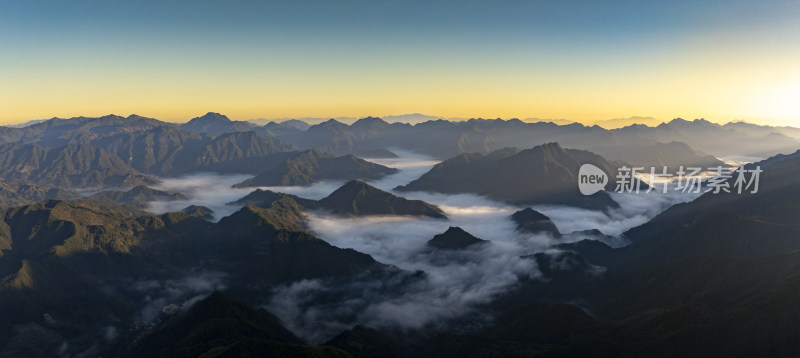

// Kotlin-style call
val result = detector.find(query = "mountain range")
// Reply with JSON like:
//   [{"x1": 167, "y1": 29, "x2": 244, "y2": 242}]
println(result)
[
  {"x1": 0, "y1": 142, "x2": 155, "y2": 188},
  {"x1": 3, "y1": 114, "x2": 798, "y2": 190},
  {"x1": 231, "y1": 180, "x2": 447, "y2": 219},
  {"x1": 1, "y1": 112, "x2": 800, "y2": 356}
]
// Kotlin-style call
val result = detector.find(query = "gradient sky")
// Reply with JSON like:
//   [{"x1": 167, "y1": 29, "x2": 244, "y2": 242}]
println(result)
[{"x1": 1, "y1": 0, "x2": 798, "y2": 126}]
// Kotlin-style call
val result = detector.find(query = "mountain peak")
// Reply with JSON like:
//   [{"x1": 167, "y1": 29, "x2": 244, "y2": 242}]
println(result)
[
  {"x1": 427, "y1": 227, "x2": 487, "y2": 250},
  {"x1": 667, "y1": 117, "x2": 694, "y2": 126},
  {"x1": 181, "y1": 205, "x2": 214, "y2": 220},
  {"x1": 324, "y1": 180, "x2": 382, "y2": 200},
  {"x1": 318, "y1": 180, "x2": 447, "y2": 218},
  {"x1": 511, "y1": 208, "x2": 561, "y2": 236},
  {"x1": 181, "y1": 112, "x2": 257, "y2": 135},
  {"x1": 217, "y1": 203, "x2": 307, "y2": 238},
  {"x1": 321, "y1": 118, "x2": 345, "y2": 126},
  {"x1": 352, "y1": 116, "x2": 389, "y2": 128},
  {"x1": 189, "y1": 112, "x2": 231, "y2": 123}
]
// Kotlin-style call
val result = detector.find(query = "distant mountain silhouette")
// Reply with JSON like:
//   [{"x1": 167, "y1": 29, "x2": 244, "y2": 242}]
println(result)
[
  {"x1": 0, "y1": 114, "x2": 169, "y2": 147},
  {"x1": 249, "y1": 118, "x2": 311, "y2": 130},
  {"x1": 612, "y1": 118, "x2": 800, "y2": 157},
  {"x1": 248, "y1": 115, "x2": 799, "y2": 160},
  {"x1": 95, "y1": 127, "x2": 296, "y2": 175},
  {"x1": 590, "y1": 116, "x2": 662, "y2": 129},
  {"x1": 278, "y1": 119, "x2": 311, "y2": 130},
  {"x1": 382, "y1": 113, "x2": 441, "y2": 124},
  {"x1": 5, "y1": 114, "x2": 796, "y2": 175},
  {"x1": 3, "y1": 119, "x2": 49, "y2": 128},
  {"x1": 591, "y1": 140, "x2": 725, "y2": 171},
  {"x1": 723, "y1": 121, "x2": 800, "y2": 141}
]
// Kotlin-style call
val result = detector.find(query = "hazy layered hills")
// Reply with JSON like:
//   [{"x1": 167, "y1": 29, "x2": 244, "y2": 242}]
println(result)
[
  {"x1": 246, "y1": 115, "x2": 798, "y2": 160},
  {"x1": 397, "y1": 143, "x2": 620, "y2": 210},
  {"x1": 3, "y1": 114, "x2": 798, "y2": 166},
  {"x1": 232, "y1": 180, "x2": 447, "y2": 219},
  {"x1": 94, "y1": 127, "x2": 296, "y2": 175},
  {"x1": 3, "y1": 114, "x2": 797, "y2": 192},
  {"x1": 613, "y1": 118, "x2": 799, "y2": 157},
  {"x1": 724, "y1": 121, "x2": 800, "y2": 142},
  {"x1": 0, "y1": 115, "x2": 400, "y2": 190},
  {"x1": 591, "y1": 140, "x2": 725, "y2": 171},
  {"x1": 0, "y1": 114, "x2": 169, "y2": 147}
]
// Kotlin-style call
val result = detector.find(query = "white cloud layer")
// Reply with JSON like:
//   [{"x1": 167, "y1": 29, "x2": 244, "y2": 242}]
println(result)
[{"x1": 141, "y1": 150, "x2": 704, "y2": 342}]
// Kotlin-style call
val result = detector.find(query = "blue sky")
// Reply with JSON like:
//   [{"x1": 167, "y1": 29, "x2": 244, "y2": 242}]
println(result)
[{"x1": 1, "y1": 0, "x2": 798, "y2": 124}]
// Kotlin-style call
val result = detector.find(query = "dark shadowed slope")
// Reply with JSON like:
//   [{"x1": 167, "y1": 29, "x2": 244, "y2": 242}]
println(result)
[
  {"x1": 232, "y1": 181, "x2": 447, "y2": 219},
  {"x1": 0, "y1": 195, "x2": 392, "y2": 356},
  {"x1": 128, "y1": 291, "x2": 352, "y2": 358},
  {"x1": 528, "y1": 151, "x2": 800, "y2": 356},
  {"x1": 233, "y1": 149, "x2": 398, "y2": 187},
  {"x1": 510, "y1": 208, "x2": 561, "y2": 237},
  {"x1": 317, "y1": 180, "x2": 446, "y2": 218},
  {"x1": 427, "y1": 227, "x2": 488, "y2": 250},
  {"x1": 397, "y1": 143, "x2": 619, "y2": 210}
]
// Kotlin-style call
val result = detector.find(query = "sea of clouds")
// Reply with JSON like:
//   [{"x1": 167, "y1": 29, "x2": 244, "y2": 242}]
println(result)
[{"x1": 140, "y1": 149, "x2": 706, "y2": 342}]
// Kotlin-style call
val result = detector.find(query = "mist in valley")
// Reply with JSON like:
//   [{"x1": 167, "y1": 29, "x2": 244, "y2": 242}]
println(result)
[{"x1": 135, "y1": 150, "x2": 711, "y2": 342}]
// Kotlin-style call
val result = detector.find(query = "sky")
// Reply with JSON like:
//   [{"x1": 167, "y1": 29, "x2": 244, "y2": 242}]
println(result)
[{"x1": 1, "y1": 0, "x2": 798, "y2": 126}]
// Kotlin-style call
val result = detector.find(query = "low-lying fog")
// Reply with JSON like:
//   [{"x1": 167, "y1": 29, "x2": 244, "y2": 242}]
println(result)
[{"x1": 142, "y1": 149, "x2": 708, "y2": 342}]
